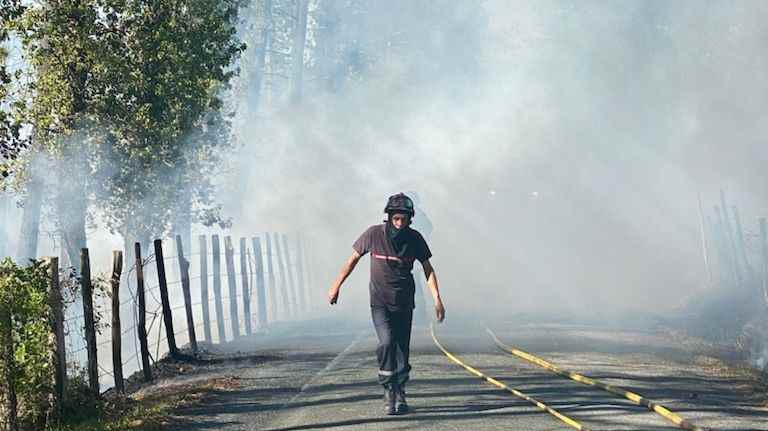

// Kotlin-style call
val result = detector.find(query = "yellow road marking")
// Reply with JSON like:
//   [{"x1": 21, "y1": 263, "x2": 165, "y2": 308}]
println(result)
[
  {"x1": 485, "y1": 327, "x2": 707, "y2": 431},
  {"x1": 430, "y1": 324, "x2": 589, "y2": 431}
]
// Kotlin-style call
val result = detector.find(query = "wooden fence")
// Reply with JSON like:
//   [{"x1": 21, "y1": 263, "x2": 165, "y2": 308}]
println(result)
[
  {"x1": 702, "y1": 191, "x2": 768, "y2": 300},
  {"x1": 1, "y1": 231, "x2": 313, "y2": 429}
]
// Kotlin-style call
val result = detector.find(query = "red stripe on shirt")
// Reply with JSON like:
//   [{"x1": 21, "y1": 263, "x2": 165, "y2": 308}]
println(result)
[
  {"x1": 372, "y1": 253, "x2": 402, "y2": 262},
  {"x1": 371, "y1": 253, "x2": 415, "y2": 264}
]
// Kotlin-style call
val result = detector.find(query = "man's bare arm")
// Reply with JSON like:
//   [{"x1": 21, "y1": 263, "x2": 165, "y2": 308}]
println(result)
[
  {"x1": 328, "y1": 250, "x2": 362, "y2": 305},
  {"x1": 422, "y1": 259, "x2": 445, "y2": 322}
]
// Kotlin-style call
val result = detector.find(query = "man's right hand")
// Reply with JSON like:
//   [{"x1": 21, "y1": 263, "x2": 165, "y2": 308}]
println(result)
[
  {"x1": 328, "y1": 251, "x2": 361, "y2": 306},
  {"x1": 328, "y1": 286, "x2": 340, "y2": 305}
]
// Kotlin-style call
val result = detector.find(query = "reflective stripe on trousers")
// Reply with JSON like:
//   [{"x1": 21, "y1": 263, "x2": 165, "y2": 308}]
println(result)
[{"x1": 372, "y1": 306, "x2": 414, "y2": 387}]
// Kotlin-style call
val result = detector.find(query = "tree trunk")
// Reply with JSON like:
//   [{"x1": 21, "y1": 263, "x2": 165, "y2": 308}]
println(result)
[
  {"x1": 17, "y1": 170, "x2": 43, "y2": 263},
  {"x1": 56, "y1": 195, "x2": 87, "y2": 273},
  {"x1": 291, "y1": 0, "x2": 309, "y2": 103},
  {"x1": 250, "y1": 0, "x2": 273, "y2": 112},
  {"x1": 1, "y1": 295, "x2": 19, "y2": 431},
  {"x1": 0, "y1": 196, "x2": 9, "y2": 259},
  {"x1": 54, "y1": 150, "x2": 88, "y2": 273}
]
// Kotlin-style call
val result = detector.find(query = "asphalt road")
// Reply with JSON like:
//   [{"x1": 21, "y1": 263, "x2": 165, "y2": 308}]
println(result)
[{"x1": 167, "y1": 319, "x2": 767, "y2": 431}]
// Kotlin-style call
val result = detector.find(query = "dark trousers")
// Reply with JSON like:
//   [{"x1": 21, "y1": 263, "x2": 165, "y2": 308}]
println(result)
[{"x1": 371, "y1": 306, "x2": 413, "y2": 387}]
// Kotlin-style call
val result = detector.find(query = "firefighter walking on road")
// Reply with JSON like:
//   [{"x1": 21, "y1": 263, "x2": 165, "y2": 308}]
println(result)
[{"x1": 328, "y1": 192, "x2": 446, "y2": 415}]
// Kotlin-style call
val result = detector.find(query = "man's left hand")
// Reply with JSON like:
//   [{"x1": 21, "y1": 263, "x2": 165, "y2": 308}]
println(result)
[{"x1": 435, "y1": 299, "x2": 445, "y2": 323}]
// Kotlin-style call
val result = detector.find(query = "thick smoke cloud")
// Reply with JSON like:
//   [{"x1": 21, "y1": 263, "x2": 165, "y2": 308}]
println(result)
[
  {"x1": 2, "y1": 1, "x2": 767, "y2": 326},
  {"x1": 223, "y1": 0, "x2": 768, "y2": 323}
]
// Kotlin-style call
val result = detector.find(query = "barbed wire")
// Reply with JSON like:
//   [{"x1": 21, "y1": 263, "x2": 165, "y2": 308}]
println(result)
[
  {"x1": 68, "y1": 345, "x2": 87, "y2": 355},
  {"x1": 156, "y1": 308, "x2": 266, "y2": 347},
  {"x1": 98, "y1": 364, "x2": 114, "y2": 379},
  {"x1": 123, "y1": 261, "x2": 142, "y2": 371},
  {"x1": 55, "y1": 233, "x2": 312, "y2": 392}
]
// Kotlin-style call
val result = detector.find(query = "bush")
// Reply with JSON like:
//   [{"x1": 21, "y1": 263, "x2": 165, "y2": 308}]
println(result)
[
  {"x1": 674, "y1": 285, "x2": 762, "y2": 343},
  {"x1": 0, "y1": 258, "x2": 55, "y2": 430},
  {"x1": 57, "y1": 370, "x2": 101, "y2": 425}
]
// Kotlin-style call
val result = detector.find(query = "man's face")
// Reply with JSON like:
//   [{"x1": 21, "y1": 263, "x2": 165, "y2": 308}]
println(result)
[{"x1": 391, "y1": 213, "x2": 410, "y2": 229}]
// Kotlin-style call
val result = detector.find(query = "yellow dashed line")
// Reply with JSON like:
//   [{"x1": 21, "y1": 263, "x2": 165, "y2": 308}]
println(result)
[
  {"x1": 485, "y1": 326, "x2": 707, "y2": 431},
  {"x1": 430, "y1": 324, "x2": 589, "y2": 431}
]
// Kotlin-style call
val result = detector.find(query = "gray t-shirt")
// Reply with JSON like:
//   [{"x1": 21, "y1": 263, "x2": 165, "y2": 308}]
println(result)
[{"x1": 353, "y1": 224, "x2": 432, "y2": 311}]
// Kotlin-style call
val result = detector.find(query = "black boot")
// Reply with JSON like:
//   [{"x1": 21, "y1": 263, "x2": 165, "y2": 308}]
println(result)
[
  {"x1": 395, "y1": 383, "x2": 409, "y2": 414},
  {"x1": 384, "y1": 385, "x2": 396, "y2": 415}
]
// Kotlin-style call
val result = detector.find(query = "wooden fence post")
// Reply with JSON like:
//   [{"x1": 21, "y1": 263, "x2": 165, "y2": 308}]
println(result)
[
  {"x1": 199, "y1": 236, "x2": 211, "y2": 343},
  {"x1": 265, "y1": 233, "x2": 277, "y2": 321},
  {"x1": 251, "y1": 237, "x2": 267, "y2": 328},
  {"x1": 1, "y1": 286, "x2": 19, "y2": 431},
  {"x1": 176, "y1": 236, "x2": 197, "y2": 353},
  {"x1": 760, "y1": 218, "x2": 768, "y2": 307},
  {"x1": 720, "y1": 191, "x2": 743, "y2": 286},
  {"x1": 731, "y1": 205, "x2": 752, "y2": 282},
  {"x1": 224, "y1": 237, "x2": 240, "y2": 338},
  {"x1": 714, "y1": 205, "x2": 737, "y2": 286},
  {"x1": 110, "y1": 251, "x2": 124, "y2": 393},
  {"x1": 80, "y1": 248, "x2": 99, "y2": 394},
  {"x1": 707, "y1": 213, "x2": 724, "y2": 285},
  {"x1": 47, "y1": 257, "x2": 66, "y2": 415},
  {"x1": 153, "y1": 239, "x2": 179, "y2": 358},
  {"x1": 212, "y1": 235, "x2": 226, "y2": 343},
  {"x1": 302, "y1": 233, "x2": 315, "y2": 311},
  {"x1": 295, "y1": 233, "x2": 307, "y2": 312},
  {"x1": 282, "y1": 233, "x2": 300, "y2": 317},
  {"x1": 696, "y1": 193, "x2": 713, "y2": 288},
  {"x1": 274, "y1": 232, "x2": 293, "y2": 317},
  {"x1": 239, "y1": 238, "x2": 252, "y2": 336},
  {"x1": 134, "y1": 243, "x2": 152, "y2": 382},
  {"x1": 293, "y1": 233, "x2": 306, "y2": 312}
]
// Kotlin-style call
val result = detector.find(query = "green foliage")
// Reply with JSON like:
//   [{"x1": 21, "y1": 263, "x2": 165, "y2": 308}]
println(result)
[
  {"x1": 90, "y1": 0, "x2": 245, "y2": 238},
  {"x1": 0, "y1": 1, "x2": 247, "y2": 425},
  {"x1": 0, "y1": 257, "x2": 114, "y2": 430},
  {"x1": 56, "y1": 370, "x2": 100, "y2": 426},
  {"x1": 18, "y1": 1, "x2": 106, "y2": 141},
  {"x1": 0, "y1": 0, "x2": 28, "y2": 185},
  {"x1": 8, "y1": 0, "x2": 245, "y2": 240},
  {"x1": 14, "y1": 0, "x2": 115, "y2": 258},
  {"x1": 0, "y1": 257, "x2": 55, "y2": 430}
]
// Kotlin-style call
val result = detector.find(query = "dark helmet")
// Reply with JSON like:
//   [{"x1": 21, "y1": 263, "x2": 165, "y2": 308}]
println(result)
[
  {"x1": 405, "y1": 190, "x2": 421, "y2": 206},
  {"x1": 384, "y1": 193, "x2": 415, "y2": 217}
]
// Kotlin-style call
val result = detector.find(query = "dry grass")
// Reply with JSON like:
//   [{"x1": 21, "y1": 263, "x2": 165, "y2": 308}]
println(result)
[{"x1": 52, "y1": 375, "x2": 243, "y2": 431}]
